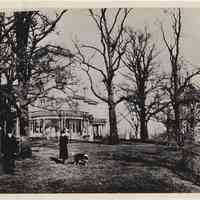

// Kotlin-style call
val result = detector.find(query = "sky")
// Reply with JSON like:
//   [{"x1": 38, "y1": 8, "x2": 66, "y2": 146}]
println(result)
[{"x1": 47, "y1": 8, "x2": 200, "y2": 66}]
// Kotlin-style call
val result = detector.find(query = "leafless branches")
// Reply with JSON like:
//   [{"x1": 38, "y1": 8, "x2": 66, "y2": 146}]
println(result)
[
  {"x1": 121, "y1": 27, "x2": 167, "y2": 140},
  {"x1": 161, "y1": 8, "x2": 200, "y2": 145},
  {"x1": 0, "y1": 10, "x2": 74, "y2": 136},
  {"x1": 74, "y1": 9, "x2": 132, "y2": 144}
]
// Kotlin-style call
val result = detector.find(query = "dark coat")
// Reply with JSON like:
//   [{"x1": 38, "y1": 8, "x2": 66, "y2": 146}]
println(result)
[
  {"x1": 59, "y1": 135, "x2": 68, "y2": 160},
  {"x1": 4, "y1": 135, "x2": 18, "y2": 159},
  {"x1": 3, "y1": 135, "x2": 18, "y2": 173}
]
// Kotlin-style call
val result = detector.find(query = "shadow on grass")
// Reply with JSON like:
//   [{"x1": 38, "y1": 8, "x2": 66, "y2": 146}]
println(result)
[{"x1": 49, "y1": 157, "x2": 64, "y2": 164}]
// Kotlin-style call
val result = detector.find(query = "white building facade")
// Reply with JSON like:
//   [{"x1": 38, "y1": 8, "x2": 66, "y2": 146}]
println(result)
[{"x1": 29, "y1": 89, "x2": 107, "y2": 141}]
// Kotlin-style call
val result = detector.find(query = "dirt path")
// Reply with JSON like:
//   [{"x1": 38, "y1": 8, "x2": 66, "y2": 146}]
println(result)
[{"x1": 0, "y1": 142, "x2": 199, "y2": 192}]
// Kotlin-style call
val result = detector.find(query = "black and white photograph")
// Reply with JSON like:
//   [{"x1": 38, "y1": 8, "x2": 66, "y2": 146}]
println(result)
[{"x1": 1, "y1": 4, "x2": 200, "y2": 194}]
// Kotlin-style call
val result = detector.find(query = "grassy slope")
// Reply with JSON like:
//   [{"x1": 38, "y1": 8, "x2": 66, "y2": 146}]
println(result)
[{"x1": 0, "y1": 141, "x2": 199, "y2": 192}]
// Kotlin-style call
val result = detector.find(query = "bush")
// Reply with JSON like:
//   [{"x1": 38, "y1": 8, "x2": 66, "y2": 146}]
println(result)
[
  {"x1": 19, "y1": 143, "x2": 32, "y2": 158},
  {"x1": 82, "y1": 135, "x2": 90, "y2": 140},
  {"x1": 16, "y1": 138, "x2": 32, "y2": 159},
  {"x1": 101, "y1": 136, "x2": 110, "y2": 144}
]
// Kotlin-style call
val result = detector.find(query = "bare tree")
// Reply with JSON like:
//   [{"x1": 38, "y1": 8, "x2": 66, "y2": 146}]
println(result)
[
  {"x1": 161, "y1": 8, "x2": 200, "y2": 145},
  {"x1": 0, "y1": 10, "x2": 74, "y2": 136},
  {"x1": 74, "y1": 9, "x2": 132, "y2": 144},
  {"x1": 14, "y1": 11, "x2": 69, "y2": 136},
  {"x1": 122, "y1": 28, "x2": 168, "y2": 141},
  {"x1": 0, "y1": 13, "x2": 21, "y2": 133}
]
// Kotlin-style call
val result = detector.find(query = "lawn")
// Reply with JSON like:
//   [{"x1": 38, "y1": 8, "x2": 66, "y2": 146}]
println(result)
[{"x1": 0, "y1": 140, "x2": 199, "y2": 193}]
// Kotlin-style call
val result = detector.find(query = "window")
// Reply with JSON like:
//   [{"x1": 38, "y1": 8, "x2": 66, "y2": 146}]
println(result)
[{"x1": 40, "y1": 99, "x2": 46, "y2": 106}]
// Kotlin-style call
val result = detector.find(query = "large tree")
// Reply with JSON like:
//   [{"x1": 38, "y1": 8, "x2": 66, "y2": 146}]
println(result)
[
  {"x1": 0, "y1": 10, "x2": 73, "y2": 136},
  {"x1": 122, "y1": 28, "x2": 168, "y2": 141},
  {"x1": 75, "y1": 9, "x2": 132, "y2": 144},
  {"x1": 14, "y1": 11, "x2": 69, "y2": 136},
  {"x1": 161, "y1": 8, "x2": 200, "y2": 145}
]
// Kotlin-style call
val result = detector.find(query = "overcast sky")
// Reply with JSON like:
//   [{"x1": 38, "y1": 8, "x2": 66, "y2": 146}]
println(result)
[{"x1": 46, "y1": 8, "x2": 200, "y2": 64}]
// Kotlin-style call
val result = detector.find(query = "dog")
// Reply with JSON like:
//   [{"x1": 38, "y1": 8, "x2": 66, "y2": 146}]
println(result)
[{"x1": 73, "y1": 153, "x2": 89, "y2": 165}]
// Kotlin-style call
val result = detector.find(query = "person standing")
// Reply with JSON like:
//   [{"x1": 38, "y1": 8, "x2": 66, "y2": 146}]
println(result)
[
  {"x1": 3, "y1": 131, "x2": 18, "y2": 174},
  {"x1": 59, "y1": 129, "x2": 69, "y2": 164},
  {"x1": 0, "y1": 126, "x2": 3, "y2": 156}
]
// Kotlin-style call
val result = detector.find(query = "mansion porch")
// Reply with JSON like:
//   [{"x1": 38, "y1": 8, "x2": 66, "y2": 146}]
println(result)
[{"x1": 29, "y1": 110, "x2": 107, "y2": 141}]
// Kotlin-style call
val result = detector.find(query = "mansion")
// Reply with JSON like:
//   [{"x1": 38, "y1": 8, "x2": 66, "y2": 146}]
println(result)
[{"x1": 28, "y1": 88, "x2": 108, "y2": 141}]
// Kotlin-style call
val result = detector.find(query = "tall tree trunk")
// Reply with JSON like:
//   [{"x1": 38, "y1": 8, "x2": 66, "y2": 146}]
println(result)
[
  {"x1": 173, "y1": 63, "x2": 182, "y2": 146},
  {"x1": 139, "y1": 96, "x2": 148, "y2": 141},
  {"x1": 18, "y1": 81, "x2": 29, "y2": 136},
  {"x1": 189, "y1": 103, "x2": 195, "y2": 143},
  {"x1": 140, "y1": 113, "x2": 148, "y2": 141},
  {"x1": 15, "y1": 12, "x2": 32, "y2": 136},
  {"x1": 174, "y1": 102, "x2": 182, "y2": 145},
  {"x1": 108, "y1": 103, "x2": 119, "y2": 144},
  {"x1": 19, "y1": 106, "x2": 29, "y2": 136}
]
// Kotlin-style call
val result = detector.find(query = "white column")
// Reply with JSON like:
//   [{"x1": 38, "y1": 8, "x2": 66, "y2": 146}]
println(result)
[
  {"x1": 69, "y1": 120, "x2": 73, "y2": 139},
  {"x1": 74, "y1": 120, "x2": 77, "y2": 134},
  {"x1": 43, "y1": 118, "x2": 46, "y2": 136},
  {"x1": 87, "y1": 120, "x2": 89, "y2": 135},
  {"x1": 16, "y1": 117, "x2": 20, "y2": 137},
  {"x1": 99, "y1": 125, "x2": 102, "y2": 137},
  {"x1": 62, "y1": 118, "x2": 64, "y2": 131},
  {"x1": 88, "y1": 121, "x2": 93, "y2": 141}
]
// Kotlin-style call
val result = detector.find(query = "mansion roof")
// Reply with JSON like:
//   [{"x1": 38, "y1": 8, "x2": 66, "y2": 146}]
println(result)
[{"x1": 29, "y1": 110, "x2": 106, "y2": 125}]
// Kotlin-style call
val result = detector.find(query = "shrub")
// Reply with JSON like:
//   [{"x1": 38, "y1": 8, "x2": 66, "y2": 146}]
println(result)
[{"x1": 16, "y1": 137, "x2": 32, "y2": 159}]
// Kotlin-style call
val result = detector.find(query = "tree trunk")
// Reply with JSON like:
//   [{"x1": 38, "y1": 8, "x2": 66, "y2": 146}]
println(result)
[
  {"x1": 139, "y1": 100, "x2": 148, "y2": 141},
  {"x1": 18, "y1": 107, "x2": 29, "y2": 136},
  {"x1": 140, "y1": 115, "x2": 148, "y2": 141},
  {"x1": 174, "y1": 103, "x2": 182, "y2": 146},
  {"x1": 108, "y1": 103, "x2": 119, "y2": 144},
  {"x1": 172, "y1": 57, "x2": 182, "y2": 146},
  {"x1": 18, "y1": 100, "x2": 29, "y2": 136},
  {"x1": 18, "y1": 81, "x2": 29, "y2": 136},
  {"x1": 15, "y1": 12, "x2": 32, "y2": 137}
]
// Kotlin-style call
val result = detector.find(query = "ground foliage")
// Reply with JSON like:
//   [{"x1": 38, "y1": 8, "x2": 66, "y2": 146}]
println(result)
[{"x1": 0, "y1": 140, "x2": 199, "y2": 192}]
